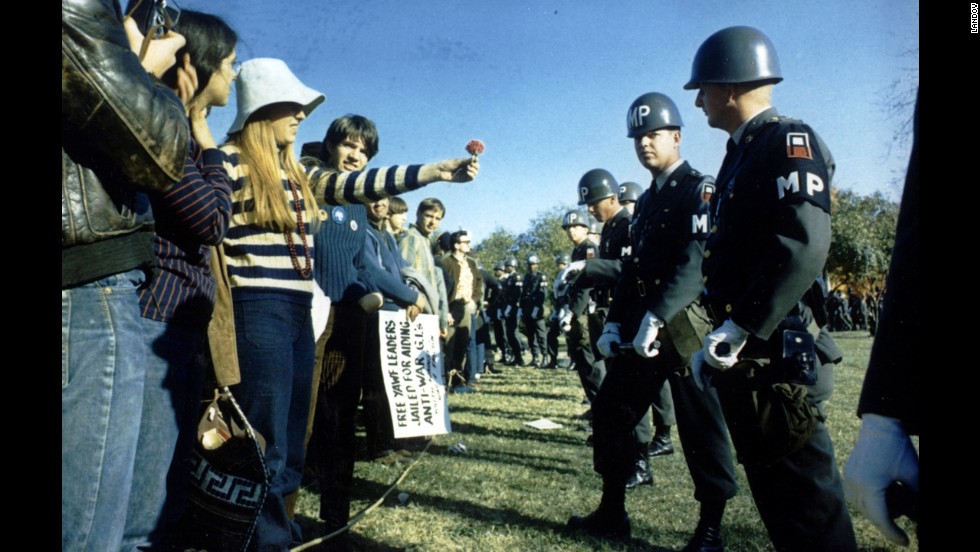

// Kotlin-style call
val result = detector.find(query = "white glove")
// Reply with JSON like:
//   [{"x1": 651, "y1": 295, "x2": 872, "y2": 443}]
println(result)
[
  {"x1": 595, "y1": 322, "x2": 621, "y2": 358},
  {"x1": 690, "y1": 350, "x2": 713, "y2": 391},
  {"x1": 559, "y1": 308, "x2": 572, "y2": 333},
  {"x1": 559, "y1": 261, "x2": 586, "y2": 284},
  {"x1": 702, "y1": 319, "x2": 749, "y2": 370},
  {"x1": 843, "y1": 414, "x2": 919, "y2": 546},
  {"x1": 497, "y1": 308, "x2": 503, "y2": 320},
  {"x1": 505, "y1": 305, "x2": 513, "y2": 318},
  {"x1": 531, "y1": 306, "x2": 540, "y2": 319},
  {"x1": 517, "y1": 308, "x2": 524, "y2": 319},
  {"x1": 632, "y1": 311, "x2": 663, "y2": 359}
]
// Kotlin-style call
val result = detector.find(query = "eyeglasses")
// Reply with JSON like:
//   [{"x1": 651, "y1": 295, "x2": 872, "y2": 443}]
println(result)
[{"x1": 129, "y1": 0, "x2": 182, "y2": 61}]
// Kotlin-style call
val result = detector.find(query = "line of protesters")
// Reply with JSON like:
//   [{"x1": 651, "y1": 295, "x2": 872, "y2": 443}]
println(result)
[{"x1": 63, "y1": 2, "x2": 479, "y2": 550}]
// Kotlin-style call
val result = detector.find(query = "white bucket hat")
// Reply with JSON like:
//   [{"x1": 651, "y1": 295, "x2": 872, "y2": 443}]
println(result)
[{"x1": 227, "y1": 58, "x2": 326, "y2": 135}]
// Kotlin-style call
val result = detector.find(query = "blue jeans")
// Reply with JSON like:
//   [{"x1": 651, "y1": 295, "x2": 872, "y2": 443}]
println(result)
[
  {"x1": 231, "y1": 298, "x2": 314, "y2": 550},
  {"x1": 465, "y1": 313, "x2": 485, "y2": 381},
  {"x1": 121, "y1": 318, "x2": 207, "y2": 552},
  {"x1": 62, "y1": 268, "x2": 147, "y2": 551}
]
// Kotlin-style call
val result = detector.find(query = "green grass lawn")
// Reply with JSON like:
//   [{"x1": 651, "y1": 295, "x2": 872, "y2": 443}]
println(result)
[{"x1": 292, "y1": 330, "x2": 918, "y2": 551}]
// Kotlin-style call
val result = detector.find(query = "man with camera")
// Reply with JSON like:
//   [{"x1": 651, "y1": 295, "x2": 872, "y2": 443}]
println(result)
[{"x1": 63, "y1": 0, "x2": 189, "y2": 548}]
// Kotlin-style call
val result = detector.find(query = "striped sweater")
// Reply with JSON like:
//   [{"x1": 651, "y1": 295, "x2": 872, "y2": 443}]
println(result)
[
  {"x1": 138, "y1": 136, "x2": 233, "y2": 326},
  {"x1": 220, "y1": 145, "x2": 423, "y2": 305}
]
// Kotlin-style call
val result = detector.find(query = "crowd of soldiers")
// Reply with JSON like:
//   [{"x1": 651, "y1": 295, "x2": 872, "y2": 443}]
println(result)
[
  {"x1": 826, "y1": 287, "x2": 884, "y2": 334},
  {"x1": 458, "y1": 25, "x2": 916, "y2": 552}
]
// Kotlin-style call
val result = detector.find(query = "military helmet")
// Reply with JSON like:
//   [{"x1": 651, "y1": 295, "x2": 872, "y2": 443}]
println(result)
[
  {"x1": 618, "y1": 181, "x2": 644, "y2": 204},
  {"x1": 588, "y1": 216, "x2": 602, "y2": 235},
  {"x1": 684, "y1": 26, "x2": 782, "y2": 90},
  {"x1": 562, "y1": 208, "x2": 590, "y2": 228},
  {"x1": 577, "y1": 168, "x2": 618, "y2": 206},
  {"x1": 626, "y1": 92, "x2": 683, "y2": 138},
  {"x1": 505, "y1": 256, "x2": 518, "y2": 268},
  {"x1": 527, "y1": 254, "x2": 540, "y2": 265},
  {"x1": 493, "y1": 261, "x2": 505, "y2": 271},
  {"x1": 555, "y1": 252, "x2": 571, "y2": 265}
]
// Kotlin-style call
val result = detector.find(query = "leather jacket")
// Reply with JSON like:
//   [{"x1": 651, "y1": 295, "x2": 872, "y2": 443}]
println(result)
[{"x1": 62, "y1": 0, "x2": 189, "y2": 286}]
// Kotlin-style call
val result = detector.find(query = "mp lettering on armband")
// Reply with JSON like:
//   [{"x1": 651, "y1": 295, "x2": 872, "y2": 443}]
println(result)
[
  {"x1": 692, "y1": 213, "x2": 709, "y2": 235},
  {"x1": 775, "y1": 167, "x2": 831, "y2": 212},
  {"x1": 776, "y1": 171, "x2": 825, "y2": 200},
  {"x1": 691, "y1": 179, "x2": 714, "y2": 237},
  {"x1": 620, "y1": 245, "x2": 632, "y2": 257}
]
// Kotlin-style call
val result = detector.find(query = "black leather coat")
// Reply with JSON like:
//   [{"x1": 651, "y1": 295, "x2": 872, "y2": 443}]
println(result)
[{"x1": 62, "y1": 0, "x2": 189, "y2": 286}]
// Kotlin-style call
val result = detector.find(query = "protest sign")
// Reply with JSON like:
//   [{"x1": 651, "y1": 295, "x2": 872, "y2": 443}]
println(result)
[{"x1": 378, "y1": 310, "x2": 451, "y2": 438}]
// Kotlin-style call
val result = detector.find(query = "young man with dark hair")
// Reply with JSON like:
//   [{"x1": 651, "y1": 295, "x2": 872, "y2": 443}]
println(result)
[
  {"x1": 441, "y1": 230, "x2": 484, "y2": 392},
  {"x1": 295, "y1": 115, "x2": 479, "y2": 543}
]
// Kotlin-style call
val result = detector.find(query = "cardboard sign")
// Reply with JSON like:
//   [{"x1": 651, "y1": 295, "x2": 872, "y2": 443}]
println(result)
[{"x1": 378, "y1": 311, "x2": 451, "y2": 438}]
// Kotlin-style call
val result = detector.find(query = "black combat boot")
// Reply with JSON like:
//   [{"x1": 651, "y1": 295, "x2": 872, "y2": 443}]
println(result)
[
  {"x1": 648, "y1": 425, "x2": 675, "y2": 457},
  {"x1": 625, "y1": 444, "x2": 653, "y2": 489}
]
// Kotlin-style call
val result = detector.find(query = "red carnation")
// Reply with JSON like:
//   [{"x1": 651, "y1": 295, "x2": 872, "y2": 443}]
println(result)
[{"x1": 465, "y1": 139, "x2": 485, "y2": 158}]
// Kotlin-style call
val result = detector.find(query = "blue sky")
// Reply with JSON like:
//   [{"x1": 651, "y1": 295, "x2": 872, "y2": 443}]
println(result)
[{"x1": 182, "y1": 0, "x2": 919, "y2": 242}]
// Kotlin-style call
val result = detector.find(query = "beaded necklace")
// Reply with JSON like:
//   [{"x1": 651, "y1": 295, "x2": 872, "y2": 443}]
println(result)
[{"x1": 284, "y1": 178, "x2": 312, "y2": 279}]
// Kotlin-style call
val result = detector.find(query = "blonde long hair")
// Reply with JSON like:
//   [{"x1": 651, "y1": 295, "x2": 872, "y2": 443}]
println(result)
[{"x1": 230, "y1": 118, "x2": 318, "y2": 231}]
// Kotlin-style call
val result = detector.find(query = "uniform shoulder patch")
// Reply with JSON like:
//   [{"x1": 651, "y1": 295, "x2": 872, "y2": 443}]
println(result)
[
  {"x1": 786, "y1": 132, "x2": 813, "y2": 159},
  {"x1": 696, "y1": 175, "x2": 716, "y2": 204},
  {"x1": 586, "y1": 247, "x2": 596, "y2": 259}
]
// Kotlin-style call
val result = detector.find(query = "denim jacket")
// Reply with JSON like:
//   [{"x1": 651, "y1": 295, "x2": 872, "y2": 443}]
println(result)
[{"x1": 62, "y1": 0, "x2": 189, "y2": 287}]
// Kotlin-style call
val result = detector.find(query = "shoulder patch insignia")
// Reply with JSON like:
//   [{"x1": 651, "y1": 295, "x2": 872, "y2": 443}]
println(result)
[
  {"x1": 586, "y1": 249, "x2": 595, "y2": 259},
  {"x1": 786, "y1": 132, "x2": 813, "y2": 159},
  {"x1": 700, "y1": 183, "x2": 715, "y2": 203}
]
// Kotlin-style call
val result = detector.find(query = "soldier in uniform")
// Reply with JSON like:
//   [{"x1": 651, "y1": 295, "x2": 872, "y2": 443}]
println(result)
[
  {"x1": 686, "y1": 26, "x2": 857, "y2": 550},
  {"x1": 545, "y1": 252, "x2": 571, "y2": 369},
  {"x1": 624, "y1": 178, "x2": 678, "y2": 457},
  {"x1": 588, "y1": 215, "x2": 602, "y2": 245},
  {"x1": 559, "y1": 169, "x2": 654, "y2": 487},
  {"x1": 501, "y1": 256, "x2": 526, "y2": 366},
  {"x1": 567, "y1": 93, "x2": 738, "y2": 549},
  {"x1": 844, "y1": 94, "x2": 919, "y2": 548},
  {"x1": 617, "y1": 181, "x2": 644, "y2": 216},
  {"x1": 488, "y1": 261, "x2": 511, "y2": 365},
  {"x1": 519, "y1": 254, "x2": 549, "y2": 367},
  {"x1": 558, "y1": 210, "x2": 606, "y2": 405}
]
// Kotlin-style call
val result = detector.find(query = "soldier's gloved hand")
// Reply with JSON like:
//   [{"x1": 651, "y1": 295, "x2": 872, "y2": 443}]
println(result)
[
  {"x1": 531, "y1": 307, "x2": 540, "y2": 319},
  {"x1": 497, "y1": 308, "x2": 503, "y2": 320},
  {"x1": 843, "y1": 414, "x2": 919, "y2": 546},
  {"x1": 558, "y1": 261, "x2": 586, "y2": 285},
  {"x1": 702, "y1": 319, "x2": 749, "y2": 370},
  {"x1": 632, "y1": 311, "x2": 664, "y2": 359},
  {"x1": 559, "y1": 308, "x2": 573, "y2": 333},
  {"x1": 595, "y1": 322, "x2": 621, "y2": 358},
  {"x1": 690, "y1": 351, "x2": 714, "y2": 391},
  {"x1": 504, "y1": 305, "x2": 512, "y2": 318},
  {"x1": 517, "y1": 308, "x2": 524, "y2": 319}
]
